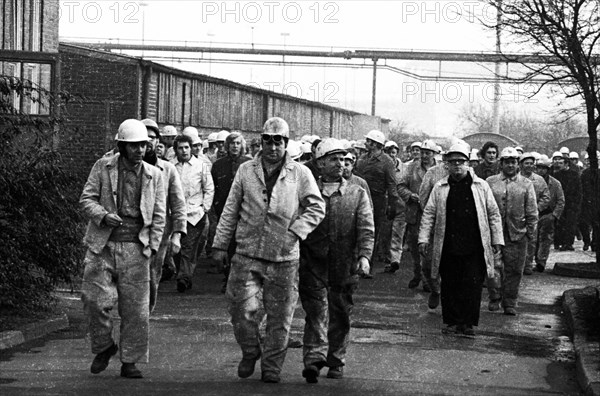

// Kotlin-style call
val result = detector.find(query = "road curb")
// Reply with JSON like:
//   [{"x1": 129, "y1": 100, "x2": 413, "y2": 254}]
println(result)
[
  {"x1": 554, "y1": 262, "x2": 600, "y2": 278},
  {"x1": 0, "y1": 313, "x2": 69, "y2": 351},
  {"x1": 562, "y1": 287, "x2": 600, "y2": 396}
]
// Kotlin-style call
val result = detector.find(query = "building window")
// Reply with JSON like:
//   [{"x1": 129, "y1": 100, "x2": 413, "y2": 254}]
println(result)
[
  {"x1": 1, "y1": 61, "x2": 52, "y2": 115},
  {"x1": 4, "y1": 0, "x2": 43, "y2": 51}
]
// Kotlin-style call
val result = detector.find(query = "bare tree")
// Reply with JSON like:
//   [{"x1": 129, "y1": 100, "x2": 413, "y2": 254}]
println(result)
[{"x1": 480, "y1": 0, "x2": 599, "y2": 264}]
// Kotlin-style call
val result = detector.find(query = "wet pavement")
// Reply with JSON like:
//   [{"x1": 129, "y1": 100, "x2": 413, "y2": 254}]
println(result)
[{"x1": 0, "y1": 243, "x2": 596, "y2": 395}]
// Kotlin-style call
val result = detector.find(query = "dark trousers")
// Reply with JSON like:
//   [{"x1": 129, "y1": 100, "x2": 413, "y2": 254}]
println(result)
[{"x1": 439, "y1": 251, "x2": 486, "y2": 327}]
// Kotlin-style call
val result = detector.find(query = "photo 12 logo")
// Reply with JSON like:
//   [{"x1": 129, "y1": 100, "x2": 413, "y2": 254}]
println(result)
[
  {"x1": 200, "y1": 1, "x2": 340, "y2": 24},
  {"x1": 247, "y1": 81, "x2": 340, "y2": 104},
  {"x1": 59, "y1": 1, "x2": 141, "y2": 23}
]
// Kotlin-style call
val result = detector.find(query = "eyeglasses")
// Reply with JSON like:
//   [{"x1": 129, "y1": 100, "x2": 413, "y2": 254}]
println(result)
[
  {"x1": 261, "y1": 134, "x2": 284, "y2": 144},
  {"x1": 447, "y1": 159, "x2": 467, "y2": 165}
]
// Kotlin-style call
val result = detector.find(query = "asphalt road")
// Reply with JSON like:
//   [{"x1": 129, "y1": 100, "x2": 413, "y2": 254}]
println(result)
[{"x1": 1, "y1": 245, "x2": 595, "y2": 395}]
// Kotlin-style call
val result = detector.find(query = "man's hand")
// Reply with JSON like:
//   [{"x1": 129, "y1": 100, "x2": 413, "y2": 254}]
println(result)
[
  {"x1": 492, "y1": 244, "x2": 502, "y2": 254},
  {"x1": 170, "y1": 233, "x2": 181, "y2": 255},
  {"x1": 356, "y1": 256, "x2": 370, "y2": 276},
  {"x1": 409, "y1": 193, "x2": 420, "y2": 204},
  {"x1": 104, "y1": 213, "x2": 123, "y2": 227},
  {"x1": 418, "y1": 243, "x2": 429, "y2": 256},
  {"x1": 212, "y1": 249, "x2": 228, "y2": 270}
]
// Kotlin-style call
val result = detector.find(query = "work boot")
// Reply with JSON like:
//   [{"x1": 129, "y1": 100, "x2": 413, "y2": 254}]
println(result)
[
  {"x1": 462, "y1": 325, "x2": 475, "y2": 336},
  {"x1": 422, "y1": 283, "x2": 431, "y2": 293},
  {"x1": 534, "y1": 264, "x2": 545, "y2": 273},
  {"x1": 261, "y1": 371, "x2": 281, "y2": 383},
  {"x1": 90, "y1": 342, "x2": 118, "y2": 374},
  {"x1": 488, "y1": 299, "x2": 501, "y2": 312},
  {"x1": 583, "y1": 243, "x2": 590, "y2": 251},
  {"x1": 442, "y1": 325, "x2": 457, "y2": 334},
  {"x1": 177, "y1": 279, "x2": 187, "y2": 293},
  {"x1": 428, "y1": 292, "x2": 440, "y2": 309},
  {"x1": 504, "y1": 307, "x2": 517, "y2": 316},
  {"x1": 326, "y1": 366, "x2": 343, "y2": 379},
  {"x1": 523, "y1": 267, "x2": 533, "y2": 275},
  {"x1": 237, "y1": 351, "x2": 261, "y2": 378},
  {"x1": 120, "y1": 363, "x2": 143, "y2": 378},
  {"x1": 302, "y1": 363, "x2": 324, "y2": 384},
  {"x1": 408, "y1": 277, "x2": 420, "y2": 289}
]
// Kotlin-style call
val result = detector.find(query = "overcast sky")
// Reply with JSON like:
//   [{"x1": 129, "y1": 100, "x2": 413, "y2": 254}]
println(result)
[{"x1": 59, "y1": 0, "x2": 567, "y2": 137}]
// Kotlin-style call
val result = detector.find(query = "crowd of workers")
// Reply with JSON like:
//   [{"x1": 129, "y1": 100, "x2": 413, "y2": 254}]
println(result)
[{"x1": 79, "y1": 116, "x2": 599, "y2": 383}]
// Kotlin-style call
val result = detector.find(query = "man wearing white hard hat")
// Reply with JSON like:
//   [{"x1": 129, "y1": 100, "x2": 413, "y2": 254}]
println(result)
[
  {"x1": 80, "y1": 119, "x2": 167, "y2": 378},
  {"x1": 299, "y1": 138, "x2": 374, "y2": 383},
  {"x1": 398, "y1": 139, "x2": 438, "y2": 290},
  {"x1": 569, "y1": 151, "x2": 581, "y2": 174},
  {"x1": 552, "y1": 151, "x2": 581, "y2": 251},
  {"x1": 212, "y1": 117, "x2": 325, "y2": 384},
  {"x1": 486, "y1": 147, "x2": 538, "y2": 316},
  {"x1": 342, "y1": 150, "x2": 372, "y2": 205},
  {"x1": 519, "y1": 153, "x2": 551, "y2": 275},
  {"x1": 354, "y1": 130, "x2": 400, "y2": 278},
  {"x1": 419, "y1": 143, "x2": 503, "y2": 335},
  {"x1": 142, "y1": 119, "x2": 187, "y2": 311},
  {"x1": 161, "y1": 125, "x2": 178, "y2": 161},
  {"x1": 533, "y1": 156, "x2": 565, "y2": 271}
]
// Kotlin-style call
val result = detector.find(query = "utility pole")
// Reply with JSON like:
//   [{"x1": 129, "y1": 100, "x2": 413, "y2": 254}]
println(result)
[
  {"x1": 492, "y1": 0, "x2": 502, "y2": 134},
  {"x1": 371, "y1": 58, "x2": 378, "y2": 116}
]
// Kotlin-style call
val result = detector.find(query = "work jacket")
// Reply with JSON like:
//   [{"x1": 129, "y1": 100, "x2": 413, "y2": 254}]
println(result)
[
  {"x1": 213, "y1": 152, "x2": 326, "y2": 262},
  {"x1": 155, "y1": 158, "x2": 187, "y2": 236},
  {"x1": 172, "y1": 155, "x2": 214, "y2": 226},
  {"x1": 418, "y1": 174, "x2": 504, "y2": 279},
  {"x1": 398, "y1": 159, "x2": 436, "y2": 224},
  {"x1": 523, "y1": 172, "x2": 551, "y2": 213},
  {"x1": 301, "y1": 178, "x2": 374, "y2": 285},
  {"x1": 80, "y1": 154, "x2": 166, "y2": 258},
  {"x1": 487, "y1": 173, "x2": 538, "y2": 242}
]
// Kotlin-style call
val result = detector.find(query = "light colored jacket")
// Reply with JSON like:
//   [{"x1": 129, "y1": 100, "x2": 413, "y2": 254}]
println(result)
[
  {"x1": 523, "y1": 172, "x2": 551, "y2": 213},
  {"x1": 418, "y1": 175, "x2": 504, "y2": 279},
  {"x1": 213, "y1": 152, "x2": 326, "y2": 262},
  {"x1": 546, "y1": 175, "x2": 565, "y2": 219},
  {"x1": 80, "y1": 154, "x2": 166, "y2": 258},
  {"x1": 487, "y1": 173, "x2": 538, "y2": 242},
  {"x1": 155, "y1": 158, "x2": 187, "y2": 235},
  {"x1": 172, "y1": 155, "x2": 214, "y2": 226},
  {"x1": 399, "y1": 159, "x2": 436, "y2": 224}
]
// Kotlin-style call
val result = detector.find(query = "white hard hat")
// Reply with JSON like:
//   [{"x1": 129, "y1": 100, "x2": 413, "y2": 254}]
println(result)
[
  {"x1": 469, "y1": 152, "x2": 479, "y2": 161},
  {"x1": 315, "y1": 138, "x2": 347, "y2": 159},
  {"x1": 286, "y1": 140, "x2": 303, "y2": 160},
  {"x1": 499, "y1": 147, "x2": 520, "y2": 159},
  {"x1": 263, "y1": 117, "x2": 290, "y2": 138},
  {"x1": 552, "y1": 151, "x2": 563, "y2": 159},
  {"x1": 446, "y1": 143, "x2": 470, "y2": 160},
  {"x1": 340, "y1": 139, "x2": 352, "y2": 149},
  {"x1": 569, "y1": 152, "x2": 579, "y2": 159},
  {"x1": 117, "y1": 119, "x2": 150, "y2": 142},
  {"x1": 577, "y1": 161, "x2": 583, "y2": 167},
  {"x1": 560, "y1": 146, "x2": 570, "y2": 154},
  {"x1": 410, "y1": 141, "x2": 422, "y2": 148},
  {"x1": 182, "y1": 127, "x2": 201, "y2": 145},
  {"x1": 421, "y1": 139, "x2": 439, "y2": 153},
  {"x1": 207, "y1": 132, "x2": 218, "y2": 143},
  {"x1": 537, "y1": 155, "x2": 552, "y2": 167},
  {"x1": 301, "y1": 142, "x2": 312, "y2": 154},
  {"x1": 354, "y1": 140, "x2": 367, "y2": 150},
  {"x1": 202, "y1": 139, "x2": 209, "y2": 150},
  {"x1": 141, "y1": 118, "x2": 160, "y2": 134},
  {"x1": 384, "y1": 140, "x2": 399, "y2": 149},
  {"x1": 519, "y1": 152, "x2": 536, "y2": 162},
  {"x1": 364, "y1": 130, "x2": 385, "y2": 145},
  {"x1": 300, "y1": 134, "x2": 312, "y2": 143},
  {"x1": 183, "y1": 126, "x2": 200, "y2": 137},
  {"x1": 162, "y1": 125, "x2": 178, "y2": 137},
  {"x1": 216, "y1": 130, "x2": 230, "y2": 142},
  {"x1": 515, "y1": 146, "x2": 524, "y2": 153},
  {"x1": 531, "y1": 152, "x2": 541, "y2": 161}
]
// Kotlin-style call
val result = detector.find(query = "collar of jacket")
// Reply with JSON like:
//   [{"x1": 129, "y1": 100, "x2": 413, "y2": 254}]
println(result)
[
  {"x1": 155, "y1": 157, "x2": 166, "y2": 171},
  {"x1": 439, "y1": 169, "x2": 480, "y2": 186},
  {"x1": 500, "y1": 173, "x2": 519, "y2": 182},
  {"x1": 317, "y1": 177, "x2": 348, "y2": 195},
  {"x1": 251, "y1": 151, "x2": 294, "y2": 180},
  {"x1": 105, "y1": 153, "x2": 154, "y2": 183},
  {"x1": 174, "y1": 155, "x2": 200, "y2": 167}
]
